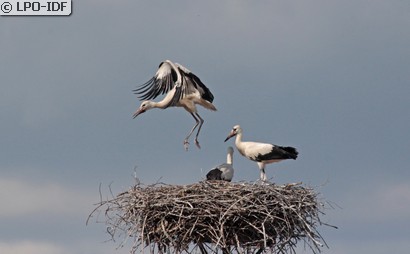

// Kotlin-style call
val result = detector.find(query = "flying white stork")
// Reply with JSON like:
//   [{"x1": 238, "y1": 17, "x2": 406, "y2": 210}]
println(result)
[
  {"x1": 132, "y1": 60, "x2": 217, "y2": 150},
  {"x1": 224, "y1": 125, "x2": 298, "y2": 181},
  {"x1": 206, "y1": 146, "x2": 235, "y2": 182}
]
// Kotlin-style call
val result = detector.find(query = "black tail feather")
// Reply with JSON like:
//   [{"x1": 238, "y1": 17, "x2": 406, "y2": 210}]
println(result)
[{"x1": 279, "y1": 146, "x2": 298, "y2": 159}]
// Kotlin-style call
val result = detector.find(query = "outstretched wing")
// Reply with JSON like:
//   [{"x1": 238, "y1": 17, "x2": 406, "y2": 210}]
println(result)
[
  {"x1": 175, "y1": 63, "x2": 214, "y2": 103},
  {"x1": 133, "y1": 60, "x2": 179, "y2": 100},
  {"x1": 133, "y1": 60, "x2": 214, "y2": 109}
]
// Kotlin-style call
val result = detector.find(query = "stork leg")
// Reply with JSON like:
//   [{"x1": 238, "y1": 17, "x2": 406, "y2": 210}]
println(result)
[
  {"x1": 193, "y1": 113, "x2": 204, "y2": 149},
  {"x1": 184, "y1": 113, "x2": 200, "y2": 150},
  {"x1": 260, "y1": 168, "x2": 267, "y2": 181},
  {"x1": 258, "y1": 162, "x2": 267, "y2": 181}
]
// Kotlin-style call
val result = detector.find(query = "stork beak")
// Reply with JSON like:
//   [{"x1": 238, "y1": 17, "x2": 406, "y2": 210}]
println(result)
[
  {"x1": 224, "y1": 131, "x2": 236, "y2": 142},
  {"x1": 132, "y1": 108, "x2": 145, "y2": 119}
]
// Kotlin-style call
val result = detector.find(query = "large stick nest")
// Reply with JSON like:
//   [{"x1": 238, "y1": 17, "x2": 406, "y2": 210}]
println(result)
[{"x1": 89, "y1": 181, "x2": 332, "y2": 253}]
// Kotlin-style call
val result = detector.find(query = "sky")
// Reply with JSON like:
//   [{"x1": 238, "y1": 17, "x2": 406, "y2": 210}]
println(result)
[{"x1": 1, "y1": 0, "x2": 410, "y2": 253}]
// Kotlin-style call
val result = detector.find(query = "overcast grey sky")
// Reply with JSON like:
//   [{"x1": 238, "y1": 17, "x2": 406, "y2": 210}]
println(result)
[{"x1": 1, "y1": 0, "x2": 410, "y2": 253}]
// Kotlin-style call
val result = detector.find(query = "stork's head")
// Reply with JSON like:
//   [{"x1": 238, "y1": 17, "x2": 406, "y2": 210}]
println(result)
[
  {"x1": 224, "y1": 125, "x2": 242, "y2": 142},
  {"x1": 132, "y1": 100, "x2": 154, "y2": 119}
]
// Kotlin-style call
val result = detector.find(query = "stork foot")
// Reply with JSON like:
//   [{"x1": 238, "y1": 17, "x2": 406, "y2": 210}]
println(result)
[
  {"x1": 184, "y1": 140, "x2": 189, "y2": 151},
  {"x1": 194, "y1": 139, "x2": 201, "y2": 149}
]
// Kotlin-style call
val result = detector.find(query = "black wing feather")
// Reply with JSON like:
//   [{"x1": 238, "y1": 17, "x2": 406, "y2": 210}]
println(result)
[
  {"x1": 206, "y1": 168, "x2": 222, "y2": 180},
  {"x1": 255, "y1": 146, "x2": 298, "y2": 161},
  {"x1": 188, "y1": 72, "x2": 214, "y2": 103},
  {"x1": 176, "y1": 64, "x2": 214, "y2": 103}
]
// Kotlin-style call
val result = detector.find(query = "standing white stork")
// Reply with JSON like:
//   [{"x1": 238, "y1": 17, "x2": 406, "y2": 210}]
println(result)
[
  {"x1": 206, "y1": 146, "x2": 235, "y2": 182},
  {"x1": 224, "y1": 125, "x2": 298, "y2": 181},
  {"x1": 132, "y1": 60, "x2": 217, "y2": 150}
]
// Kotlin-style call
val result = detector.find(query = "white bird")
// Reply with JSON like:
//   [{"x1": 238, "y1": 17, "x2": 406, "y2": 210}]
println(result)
[
  {"x1": 206, "y1": 146, "x2": 235, "y2": 182},
  {"x1": 132, "y1": 60, "x2": 217, "y2": 150},
  {"x1": 224, "y1": 125, "x2": 298, "y2": 181}
]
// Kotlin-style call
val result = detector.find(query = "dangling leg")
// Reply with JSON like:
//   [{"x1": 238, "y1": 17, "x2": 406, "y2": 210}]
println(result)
[
  {"x1": 194, "y1": 113, "x2": 204, "y2": 149},
  {"x1": 184, "y1": 113, "x2": 200, "y2": 150}
]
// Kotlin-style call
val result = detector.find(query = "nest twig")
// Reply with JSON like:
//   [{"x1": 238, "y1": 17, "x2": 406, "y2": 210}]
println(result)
[{"x1": 88, "y1": 181, "x2": 333, "y2": 253}]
